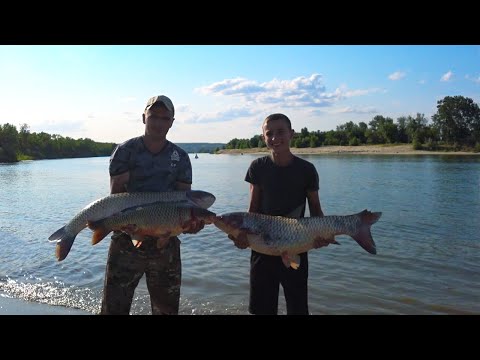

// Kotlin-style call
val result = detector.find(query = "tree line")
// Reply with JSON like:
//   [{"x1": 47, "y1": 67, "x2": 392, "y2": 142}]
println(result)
[
  {"x1": 225, "y1": 95, "x2": 480, "y2": 153},
  {"x1": 2, "y1": 95, "x2": 480, "y2": 162},
  {"x1": 0, "y1": 123, "x2": 116, "y2": 162}
]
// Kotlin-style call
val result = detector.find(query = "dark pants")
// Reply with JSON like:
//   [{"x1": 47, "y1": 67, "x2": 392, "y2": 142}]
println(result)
[
  {"x1": 100, "y1": 233, "x2": 181, "y2": 315},
  {"x1": 249, "y1": 250, "x2": 309, "y2": 315}
]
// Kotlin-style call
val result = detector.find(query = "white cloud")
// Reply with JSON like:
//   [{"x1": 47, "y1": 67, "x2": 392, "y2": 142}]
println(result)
[
  {"x1": 195, "y1": 74, "x2": 381, "y2": 120},
  {"x1": 197, "y1": 77, "x2": 264, "y2": 96},
  {"x1": 388, "y1": 71, "x2": 406, "y2": 81},
  {"x1": 15, "y1": 74, "x2": 387, "y2": 143},
  {"x1": 330, "y1": 106, "x2": 378, "y2": 114},
  {"x1": 465, "y1": 74, "x2": 480, "y2": 83},
  {"x1": 341, "y1": 87, "x2": 384, "y2": 98},
  {"x1": 179, "y1": 106, "x2": 257, "y2": 124},
  {"x1": 441, "y1": 71, "x2": 453, "y2": 82}
]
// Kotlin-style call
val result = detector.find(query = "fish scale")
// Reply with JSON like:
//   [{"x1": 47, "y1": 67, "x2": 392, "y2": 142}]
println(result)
[
  {"x1": 88, "y1": 202, "x2": 217, "y2": 245},
  {"x1": 213, "y1": 209, "x2": 382, "y2": 268},
  {"x1": 48, "y1": 190, "x2": 215, "y2": 261}
]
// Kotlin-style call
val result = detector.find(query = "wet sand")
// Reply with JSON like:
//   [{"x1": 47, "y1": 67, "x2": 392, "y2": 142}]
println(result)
[{"x1": 0, "y1": 293, "x2": 90, "y2": 315}]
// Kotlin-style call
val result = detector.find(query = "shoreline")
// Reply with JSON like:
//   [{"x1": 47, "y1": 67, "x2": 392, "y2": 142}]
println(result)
[
  {"x1": 0, "y1": 293, "x2": 90, "y2": 315},
  {"x1": 216, "y1": 144, "x2": 479, "y2": 156}
]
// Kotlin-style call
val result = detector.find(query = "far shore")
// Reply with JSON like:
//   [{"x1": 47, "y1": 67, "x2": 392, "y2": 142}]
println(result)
[{"x1": 216, "y1": 144, "x2": 479, "y2": 156}]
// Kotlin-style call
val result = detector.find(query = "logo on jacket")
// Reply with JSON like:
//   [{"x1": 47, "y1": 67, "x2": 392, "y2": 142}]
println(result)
[
  {"x1": 171, "y1": 150, "x2": 180, "y2": 162},
  {"x1": 170, "y1": 150, "x2": 180, "y2": 167}
]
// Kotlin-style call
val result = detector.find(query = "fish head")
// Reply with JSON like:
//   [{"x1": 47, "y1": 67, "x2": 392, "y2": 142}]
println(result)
[
  {"x1": 191, "y1": 207, "x2": 217, "y2": 224},
  {"x1": 213, "y1": 212, "x2": 246, "y2": 235},
  {"x1": 187, "y1": 190, "x2": 216, "y2": 209}
]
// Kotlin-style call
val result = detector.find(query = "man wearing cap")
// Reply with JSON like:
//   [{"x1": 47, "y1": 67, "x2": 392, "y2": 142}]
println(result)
[{"x1": 101, "y1": 95, "x2": 204, "y2": 315}]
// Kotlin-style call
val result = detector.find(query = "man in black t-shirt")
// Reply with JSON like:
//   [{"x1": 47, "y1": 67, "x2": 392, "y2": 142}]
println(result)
[{"x1": 230, "y1": 113, "x2": 330, "y2": 315}]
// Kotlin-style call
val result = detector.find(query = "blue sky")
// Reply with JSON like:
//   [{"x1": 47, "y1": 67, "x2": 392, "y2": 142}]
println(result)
[{"x1": 0, "y1": 45, "x2": 479, "y2": 144}]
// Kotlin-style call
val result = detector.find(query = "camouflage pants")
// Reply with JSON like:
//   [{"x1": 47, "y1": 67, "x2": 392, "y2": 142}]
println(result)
[{"x1": 100, "y1": 233, "x2": 181, "y2": 315}]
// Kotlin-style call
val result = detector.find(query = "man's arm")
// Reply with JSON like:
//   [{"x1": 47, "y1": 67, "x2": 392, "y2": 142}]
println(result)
[
  {"x1": 229, "y1": 183, "x2": 261, "y2": 249},
  {"x1": 306, "y1": 190, "x2": 324, "y2": 217},
  {"x1": 175, "y1": 181, "x2": 191, "y2": 191},
  {"x1": 307, "y1": 190, "x2": 331, "y2": 248},
  {"x1": 110, "y1": 172, "x2": 130, "y2": 194},
  {"x1": 109, "y1": 172, "x2": 130, "y2": 240},
  {"x1": 248, "y1": 183, "x2": 261, "y2": 213}
]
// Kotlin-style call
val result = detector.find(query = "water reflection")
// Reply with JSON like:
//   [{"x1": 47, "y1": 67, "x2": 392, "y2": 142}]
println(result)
[{"x1": 0, "y1": 155, "x2": 479, "y2": 314}]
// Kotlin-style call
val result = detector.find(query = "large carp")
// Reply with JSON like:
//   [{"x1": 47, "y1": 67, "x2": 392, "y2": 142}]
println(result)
[
  {"x1": 87, "y1": 202, "x2": 217, "y2": 248},
  {"x1": 213, "y1": 209, "x2": 381, "y2": 269},
  {"x1": 49, "y1": 190, "x2": 215, "y2": 261}
]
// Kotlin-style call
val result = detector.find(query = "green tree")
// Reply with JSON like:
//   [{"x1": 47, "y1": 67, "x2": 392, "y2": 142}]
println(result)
[
  {"x1": 0, "y1": 123, "x2": 19, "y2": 161},
  {"x1": 405, "y1": 113, "x2": 429, "y2": 143},
  {"x1": 19, "y1": 123, "x2": 30, "y2": 150},
  {"x1": 337, "y1": 121, "x2": 366, "y2": 145},
  {"x1": 396, "y1": 116, "x2": 409, "y2": 143},
  {"x1": 431, "y1": 95, "x2": 480, "y2": 146},
  {"x1": 300, "y1": 127, "x2": 309, "y2": 137},
  {"x1": 226, "y1": 138, "x2": 240, "y2": 149},
  {"x1": 324, "y1": 130, "x2": 340, "y2": 145},
  {"x1": 369, "y1": 115, "x2": 398, "y2": 143},
  {"x1": 249, "y1": 134, "x2": 262, "y2": 148}
]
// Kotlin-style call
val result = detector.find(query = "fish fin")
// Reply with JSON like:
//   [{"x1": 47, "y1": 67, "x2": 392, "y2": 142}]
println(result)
[
  {"x1": 49, "y1": 226, "x2": 67, "y2": 241},
  {"x1": 87, "y1": 220, "x2": 111, "y2": 245},
  {"x1": 312, "y1": 235, "x2": 336, "y2": 248},
  {"x1": 91, "y1": 228, "x2": 111, "y2": 245},
  {"x1": 290, "y1": 257, "x2": 300, "y2": 270},
  {"x1": 132, "y1": 239, "x2": 142, "y2": 248},
  {"x1": 244, "y1": 231, "x2": 263, "y2": 245},
  {"x1": 352, "y1": 210, "x2": 382, "y2": 254},
  {"x1": 87, "y1": 220, "x2": 99, "y2": 230},
  {"x1": 131, "y1": 231, "x2": 153, "y2": 248},
  {"x1": 281, "y1": 252, "x2": 301, "y2": 270}
]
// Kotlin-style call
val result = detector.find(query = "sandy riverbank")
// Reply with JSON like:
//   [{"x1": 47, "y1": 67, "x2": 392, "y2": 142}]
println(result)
[{"x1": 216, "y1": 144, "x2": 479, "y2": 155}]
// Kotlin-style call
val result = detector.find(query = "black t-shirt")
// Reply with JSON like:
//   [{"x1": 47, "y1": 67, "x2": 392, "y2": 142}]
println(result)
[{"x1": 244, "y1": 155, "x2": 319, "y2": 218}]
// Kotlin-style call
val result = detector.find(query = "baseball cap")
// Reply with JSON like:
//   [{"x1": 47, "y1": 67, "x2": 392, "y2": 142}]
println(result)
[{"x1": 145, "y1": 95, "x2": 175, "y2": 116}]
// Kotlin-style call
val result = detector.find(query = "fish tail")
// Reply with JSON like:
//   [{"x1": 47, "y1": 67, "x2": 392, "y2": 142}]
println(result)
[
  {"x1": 49, "y1": 226, "x2": 76, "y2": 261},
  {"x1": 55, "y1": 237, "x2": 75, "y2": 261},
  {"x1": 48, "y1": 226, "x2": 68, "y2": 241},
  {"x1": 360, "y1": 209, "x2": 382, "y2": 225},
  {"x1": 187, "y1": 190, "x2": 216, "y2": 209},
  {"x1": 87, "y1": 220, "x2": 111, "y2": 245},
  {"x1": 351, "y1": 210, "x2": 382, "y2": 255}
]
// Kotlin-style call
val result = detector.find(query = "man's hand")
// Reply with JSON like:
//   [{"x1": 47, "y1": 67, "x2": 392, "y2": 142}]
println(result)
[
  {"x1": 228, "y1": 231, "x2": 249, "y2": 249},
  {"x1": 313, "y1": 236, "x2": 332, "y2": 249},
  {"x1": 182, "y1": 219, "x2": 206, "y2": 234}
]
